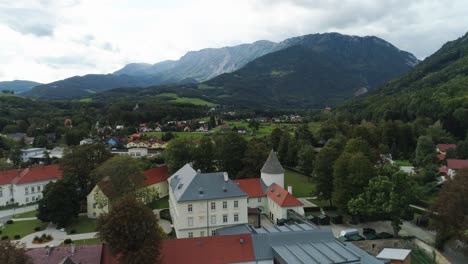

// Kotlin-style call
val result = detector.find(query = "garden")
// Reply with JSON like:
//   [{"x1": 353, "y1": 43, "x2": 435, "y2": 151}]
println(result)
[{"x1": 0, "y1": 219, "x2": 48, "y2": 240}]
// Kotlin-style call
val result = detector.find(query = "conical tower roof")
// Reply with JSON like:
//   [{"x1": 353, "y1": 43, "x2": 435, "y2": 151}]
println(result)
[{"x1": 261, "y1": 150, "x2": 284, "y2": 174}]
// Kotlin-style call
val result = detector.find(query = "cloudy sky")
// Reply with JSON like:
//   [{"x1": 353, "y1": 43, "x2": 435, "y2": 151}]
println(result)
[{"x1": 1, "y1": 0, "x2": 467, "y2": 83}]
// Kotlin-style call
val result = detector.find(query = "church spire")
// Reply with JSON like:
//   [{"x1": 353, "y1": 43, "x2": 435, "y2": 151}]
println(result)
[{"x1": 261, "y1": 150, "x2": 284, "y2": 174}]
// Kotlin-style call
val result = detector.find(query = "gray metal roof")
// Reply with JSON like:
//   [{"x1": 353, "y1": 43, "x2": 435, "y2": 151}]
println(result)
[
  {"x1": 261, "y1": 150, "x2": 285, "y2": 174},
  {"x1": 169, "y1": 164, "x2": 248, "y2": 202},
  {"x1": 215, "y1": 224, "x2": 254, "y2": 236}
]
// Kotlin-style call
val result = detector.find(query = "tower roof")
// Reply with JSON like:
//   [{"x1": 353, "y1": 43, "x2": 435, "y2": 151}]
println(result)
[{"x1": 261, "y1": 150, "x2": 284, "y2": 174}]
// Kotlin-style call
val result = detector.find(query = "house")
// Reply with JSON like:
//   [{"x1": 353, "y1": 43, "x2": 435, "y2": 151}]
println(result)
[
  {"x1": 0, "y1": 165, "x2": 62, "y2": 206},
  {"x1": 106, "y1": 138, "x2": 118, "y2": 146},
  {"x1": 376, "y1": 248, "x2": 412, "y2": 264},
  {"x1": 168, "y1": 165, "x2": 249, "y2": 238},
  {"x1": 155, "y1": 126, "x2": 162, "y2": 132},
  {"x1": 80, "y1": 138, "x2": 94, "y2": 145},
  {"x1": 26, "y1": 244, "x2": 104, "y2": 264},
  {"x1": 265, "y1": 183, "x2": 304, "y2": 223},
  {"x1": 446, "y1": 159, "x2": 468, "y2": 177},
  {"x1": 183, "y1": 126, "x2": 191, "y2": 132},
  {"x1": 436, "y1": 144, "x2": 457, "y2": 154},
  {"x1": 87, "y1": 165, "x2": 169, "y2": 218},
  {"x1": 20, "y1": 148, "x2": 47, "y2": 162},
  {"x1": 115, "y1": 125, "x2": 124, "y2": 130},
  {"x1": 111, "y1": 148, "x2": 149, "y2": 158},
  {"x1": 126, "y1": 141, "x2": 138, "y2": 148}
]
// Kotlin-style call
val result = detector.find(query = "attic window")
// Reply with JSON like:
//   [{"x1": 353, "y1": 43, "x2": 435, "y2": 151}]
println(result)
[
  {"x1": 177, "y1": 184, "x2": 184, "y2": 190},
  {"x1": 270, "y1": 188, "x2": 275, "y2": 192},
  {"x1": 276, "y1": 193, "x2": 281, "y2": 197}
]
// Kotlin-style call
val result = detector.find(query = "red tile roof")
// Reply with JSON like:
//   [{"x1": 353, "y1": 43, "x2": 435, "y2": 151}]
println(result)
[
  {"x1": 26, "y1": 244, "x2": 103, "y2": 264},
  {"x1": 144, "y1": 166, "x2": 169, "y2": 185},
  {"x1": 1, "y1": 165, "x2": 62, "y2": 185},
  {"x1": 437, "y1": 153, "x2": 446, "y2": 161},
  {"x1": 447, "y1": 159, "x2": 468, "y2": 170},
  {"x1": 439, "y1": 166, "x2": 448, "y2": 174},
  {"x1": 233, "y1": 178, "x2": 265, "y2": 198},
  {"x1": 161, "y1": 234, "x2": 255, "y2": 264},
  {"x1": 436, "y1": 144, "x2": 457, "y2": 153},
  {"x1": 266, "y1": 183, "x2": 303, "y2": 207}
]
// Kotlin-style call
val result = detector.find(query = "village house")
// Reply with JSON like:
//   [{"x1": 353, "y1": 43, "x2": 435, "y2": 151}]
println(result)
[
  {"x1": 87, "y1": 166, "x2": 169, "y2": 218},
  {"x1": 436, "y1": 143, "x2": 457, "y2": 161},
  {"x1": 0, "y1": 165, "x2": 62, "y2": 206},
  {"x1": 20, "y1": 148, "x2": 47, "y2": 162},
  {"x1": 445, "y1": 159, "x2": 468, "y2": 178}
]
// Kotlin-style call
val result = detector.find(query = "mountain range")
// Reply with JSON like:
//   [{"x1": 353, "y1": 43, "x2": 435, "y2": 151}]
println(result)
[
  {"x1": 23, "y1": 32, "x2": 419, "y2": 105},
  {"x1": 0, "y1": 80, "x2": 42, "y2": 94}
]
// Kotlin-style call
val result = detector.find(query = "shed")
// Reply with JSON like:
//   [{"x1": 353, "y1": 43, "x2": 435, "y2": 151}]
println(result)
[{"x1": 377, "y1": 248, "x2": 411, "y2": 264}]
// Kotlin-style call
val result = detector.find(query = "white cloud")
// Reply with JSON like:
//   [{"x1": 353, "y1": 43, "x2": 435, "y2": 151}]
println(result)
[{"x1": 0, "y1": 0, "x2": 467, "y2": 83}]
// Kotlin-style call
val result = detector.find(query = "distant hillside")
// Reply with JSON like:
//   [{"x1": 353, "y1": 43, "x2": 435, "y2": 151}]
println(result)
[
  {"x1": 0, "y1": 80, "x2": 42, "y2": 93},
  {"x1": 202, "y1": 33, "x2": 418, "y2": 108},
  {"x1": 338, "y1": 32, "x2": 468, "y2": 138},
  {"x1": 114, "y1": 40, "x2": 281, "y2": 82}
]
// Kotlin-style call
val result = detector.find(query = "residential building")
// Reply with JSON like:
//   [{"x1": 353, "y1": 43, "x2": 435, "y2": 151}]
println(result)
[
  {"x1": 168, "y1": 164, "x2": 248, "y2": 238},
  {"x1": 80, "y1": 138, "x2": 94, "y2": 145},
  {"x1": 20, "y1": 148, "x2": 46, "y2": 162},
  {"x1": 376, "y1": 248, "x2": 412, "y2": 264},
  {"x1": 111, "y1": 147, "x2": 149, "y2": 158},
  {"x1": 26, "y1": 244, "x2": 104, "y2": 264},
  {"x1": 87, "y1": 165, "x2": 169, "y2": 218},
  {"x1": 0, "y1": 165, "x2": 62, "y2": 206},
  {"x1": 436, "y1": 144, "x2": 457, "y2": 154},
  {"x1": 446, "y1": 159, "x2": 468, "y2": 177}
]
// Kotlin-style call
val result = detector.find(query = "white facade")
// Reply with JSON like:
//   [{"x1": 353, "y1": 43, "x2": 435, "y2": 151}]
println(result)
[
  {"x1": 21, "y1": 148, "x2": 46, "y2": 162},
  {"x1": 261, "y1": 172, "x2": 284, "y2": 189},
  {"x1": 266, "y1": 196, "x2": 304, "y2": 223},
  {"x1": 0, "y1": 179, "x2": 58, "y2": 206},
  {"x1": 169, "y1": 188, "x2": 248, "y2": 238}
]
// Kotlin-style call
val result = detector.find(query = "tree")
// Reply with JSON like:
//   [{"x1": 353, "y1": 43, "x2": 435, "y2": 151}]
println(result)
[
  {"x1": 209, "y1": 115, "x2": 216, "y2": 129},
  {"x1": 97, "y1": 195, "x2": 161, "y2": 264},
  {"x1": 215, "y1": 132, "x2": 247, "y2": 177},
  {"x1": 161, "y1": 132, "x2": 175, "y2": 142},
  {"x1": 37, "y1": 180, "x2": 80, "y2": 228},
  {"x1": 277, "y1": 132, "x2": 290, "y2": 165},
  {"x1": 285, "y1": 138, "x2": 300, "y2": 167},
  {"x1": 456, "y1": 140, "x2": 468, "y2": 159},
  {"x1": 94, "y1": 156, "x2": 146, "y2": 197},
  {"x1": 60, "y1": 144, "x2": 112, "y2": 200},
  {"x1": 0, "y1": 240, "x2": 32, "y2": 264},
  {"x1": 270, "y1": 128, "x2": 284, "y2": 151},
  {"x1": 414, "y1": 136, "x2": 436, "y2": 166},
  {"x1": 313, "y1": 145, "x2": 340, "y2": 206},
  {"x1": 8, "y1": 147, "x2": 22, "y2": 167},
  {"x1": 298, "y1": 145, "x2": 315, "y2": 175},
  {"x1": 193, "y1": 137, "x2": 215, "y2": 172},
  {"x1": 333, "y1": 152, "x2": 375, "y2": 214},
  {"x1": 237, "y1": 139, "x2": 269, "y2": 179},
  {"x1": 33, "y1": 135, "x2": 48, "y2": 148},
  {"x1": 295, "y1": 124, "x2": 315, "y2": 144},
  {"x1": 432, "y1": 168, "x2": 468, "y2": 249},
  {"x1": 164, "y1": 138, "x2": 195, "y2": 173},
  {"x1": 248, "y1": 119, "x2": 260, "y2": 132},
  {"x1": 343, "y1": 138, "x2": 372, "y2": 160}
]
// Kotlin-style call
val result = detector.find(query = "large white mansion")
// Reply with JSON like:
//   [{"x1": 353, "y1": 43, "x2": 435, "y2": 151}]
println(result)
[{"x1": 169, "y1": 150, "x2": 305, "y2": 238}]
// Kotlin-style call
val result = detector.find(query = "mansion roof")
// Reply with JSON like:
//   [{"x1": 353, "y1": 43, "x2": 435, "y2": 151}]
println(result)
[
  {"x1": 266, "y1": 183, "x2": 303, "y2": 207},
  {"x1": 0, "y1": 165, "x2": 62, "y2": 185}
]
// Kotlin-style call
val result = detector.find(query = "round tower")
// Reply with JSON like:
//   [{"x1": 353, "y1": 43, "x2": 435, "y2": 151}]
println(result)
[{"x1": 261, "y1": 150, "x2": 285, "y2": 188}]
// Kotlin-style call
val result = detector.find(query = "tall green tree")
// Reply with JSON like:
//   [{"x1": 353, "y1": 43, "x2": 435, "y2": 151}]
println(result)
[
  {"x1": 270, "y1": 128, "x2": 284, "y2": 151},
  {"x1": 37, "y1": 180, "x2": 80, "y2": 228},
  {"x1": 313, "y1": 145, "x2": 340, "y2": 206},
  {"x1": 414, "y1": 136, "x2": 436, "y2": 166},
  {"x1": 333, "y1": 152, "x2": 375, "y2": 214},
  {"x1": 277, "y1": 132, "x2": 290, "y2": 165},
  {"x1": 456, "y1": 140, "x2": 468, "y2": 159},
  {"x1": 60, "y1": 144, "x2": 112, "y2": 200},
  {"x1": 343, "y1": 138, "x2": 372, "y2": 160},
  {"x1": 94, "y1": 156, "x2": 146, "y2": 197},
  {"x1": 193, "y1": 137, "x2": 215, "y2": 172},
  {"x1": 0, "y1": 240, "x2": 32, "y2": 264},
  {"x1": 97, "y1": 195, "x2": 161, "y2": 264},
  {"x1": 215, "y1": 132, "x2": 247, "y2": 177},
  {"x1": 298, "y1": 145, "x2": 315, "y2": 175},
  {"x1": 295, "y1": 123, "x2": 315, "y2": 144},
  {"x1": 164, "y1": 138, "x2": 195, "y2": 173},
  {"x1": 237, "y1": 139, "x2": 269, "y2": 179}
]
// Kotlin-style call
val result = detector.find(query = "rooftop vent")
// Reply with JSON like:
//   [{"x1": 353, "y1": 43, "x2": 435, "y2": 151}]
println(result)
[
  {"x1": 276, "y1": 193, "x2": 281, "y2": 197},
  {"x1": 222, "y1": 184, "x2": 227, "y2": 192},
  {"x1": 177, "y1": 184, "x2": 184, "y2": 190},
  {"x1": 197, "y1": 169, "x2": 201, "y2": 173},
  {"x1": 270, "y1": 188, "x2": 275, "y2": 192},
  {"x1": 198, "y1": 187, "x2": 204, "y2": 194},
  {"x1": 223, "y1": 172, "x2": 229, "y2": 182}
]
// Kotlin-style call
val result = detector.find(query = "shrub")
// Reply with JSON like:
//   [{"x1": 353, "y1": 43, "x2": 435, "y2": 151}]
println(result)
[
  {"x1": 64, "y1": 238, "x2": 73, "y2": 244},
  {"x1": 6, "y1": 219, "x2": 14, "y2": 224},
  {"x1": 46, "y1": 234, "x2": 53, "y2": 240},
  {"x1": 33, "y1": 236, "x2": 40, "y2": 241},
  {"x1": 1, "y1": 235, "x2": 8, "y2": 240},
  {"x1": 34, "y1": 226, "x2": 41, "y2": 232},
  {"x1": 0, "y1": 230, "x2": 2, "y2": 234},
  {"x1": 14, "y1": 235, "x2": 21, "y2": 239},
  {"x1": 70, "y1": 229, "x2": 76, "y2": 234}
]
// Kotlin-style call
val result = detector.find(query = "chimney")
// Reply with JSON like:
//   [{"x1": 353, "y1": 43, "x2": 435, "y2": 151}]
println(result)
[
  {"x1": 240, "y1": 238, "x2": 244, "y2": 244},
  {"x1": 287, "y1": 185, "x2": 292, "y2": 194},
  {"x1": 71, "y1": 244, "x2": 75, "y2": 256},
  {"x1": 223, "y1": 172, "x2": 228, "y2": 182},
  {"x1": 197, "y1": 169, "x2": 201, "y2": 173}
]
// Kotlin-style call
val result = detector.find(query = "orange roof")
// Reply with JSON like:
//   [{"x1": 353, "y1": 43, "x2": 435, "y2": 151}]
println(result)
[
  {"x1": 144, "y1": 166, "x2": 169, "y2": 185},
  {"x1": 161, "y1": 234, "x2": 255, "y2": 264},
  {"x1": 437, "y1": 144, "x2": 456, "y2": 152},
  {"x1": 0, "y1": 169, "x2": 19, "y2": 185},
  {"x1": 447, "y1": 159, "x2": 468, "y2": 170},
  {"x1": 266, "y1": 183, "x2": 303, "y2": 207},
  {"x1": 5, "y1": 165, "x2": 62, "y2": 185},
  {"x1": 439, "y1": 166, "x2": 448, "y2": 174},
  {"x1": 233, "y1": 178, "x2": 265, "y2": 198},
  {"x1": 437, "y1": 154, "x2": 446, "y2": 161}
]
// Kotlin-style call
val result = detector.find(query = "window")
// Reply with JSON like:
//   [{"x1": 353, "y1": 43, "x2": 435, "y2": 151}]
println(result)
[
  {"x1": 258, "y1": 197, "x2": 262, "y2": 202},
  {"x1": 200, "y1": 231, "x2": 205, "y2": 237},
  {"x1": 188, "y1": 204, "x2": 193, "y2": 212},
  {"x1": 93, "y1": 203, "x2": 97, "y2": 209},
  {"x1": 199, "y1": 216, "x2": 205, "y2": 224},
  {"x1": 37, "y1": 186, "x2": 41, "y2": 192},
  {"x1": 26, "y1": 197, "x2": 29, "y2": 203},
  {"x1": 234, "y1": 214, "x2": 239, "y2": 222},
  {"x1": 37, "y1": 195, "x2": 41, "y2": 200},
  {"x1": 211, "y1": 230, "x2": 216, "y2": 236},
  {"x1": 223, "y1": 215, "x2": 228, "y2": 223},
  {"x1": 32, "y1": 187, "x2": 35, "y2": 193},
  {"x1": 188, "y1": 232, "x2": 193, "y2": 238},
  {"x1": 234, "y1": 200, "x2": 238, "y2": 208},
  {"x1": 210, "y1": 202, "x2": 216, "y2": 210},
  {"x1": 25, "y1": 187, "x2": 29, "y2": 195},
  {"x1": 188, "y1": 217, "x2": 194, "y2": 227},
  {"x1": 222, "y1": 201, "x2": 227, "y2": 209},
  {"x1": 93, "y1": 212, "x2": 96, "y2": 216},
  {"x1": 210, "y1": 215, "x2": 216, "y2": 224},
  {"x1": 0, "y1": 190, "x2": 2, "y2": 197}
]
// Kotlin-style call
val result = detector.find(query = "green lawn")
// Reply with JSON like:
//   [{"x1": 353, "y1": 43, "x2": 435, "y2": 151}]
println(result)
[
  {"x1": 147, "y1": 196, "x2": 169, "y2": 209},
  {"x1": 78, "y1": 97, "x2": 93, "y2": 103},
  {"x1": 307, "y1": 198, "x2": 332, "y2": 208},
  {"x1": 394, "y1": 160, "x2": 412, "y2": 166},
  {"x1": 284, "y1": 169, "x2": 315, "y2": 198},
  {"x1": 61, "y1": 238, "x2": 102, "y2": 246},
  {"x1": 1, "y1": 219, "x2": 48, "y2": 239},
  {"x1": 14, "y1": 210, "x2": 38, "y2": 218},
  {"x1": 144, "y1": 132, "x2": 208, "y2": 140},
  {"x1": 65, "y1": 216, "x2": 97, "y2": 234},
  {"x1": 156, "y1": 93, "x2": 217, "y2": 106}
]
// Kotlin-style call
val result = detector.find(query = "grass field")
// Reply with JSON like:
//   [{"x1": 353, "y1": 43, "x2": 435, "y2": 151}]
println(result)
[
  {"x1": 1, "y1": 219, "x2": 48, "y2": 239},
  {"x1": 284, "y1": 169, "x2": 315, "y2": 198},
  {"x1": 78, "y1": 98, "x2": 93, "y2": 103},
  {"x1": 156, "y1": 93, "x2": 216, "y2": 106},
  {"x1": 65, "y1": 216, "x2": 97, "y2": 234},
  {"x1": 223, "y1": 121, "x2": 294, "y2": 140},
  {"x1": 394, "y1": 160, "x2": 412, "y2": 166},
  {"x1": 144, "y1": 132, "x2": 208, "y2": 140},
  {"x1": 14, "y1": 210, "x2": 38, "y2": 218},
  {"x1": 148, "y1": 196, "x2": 169, "y2": 209}
]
